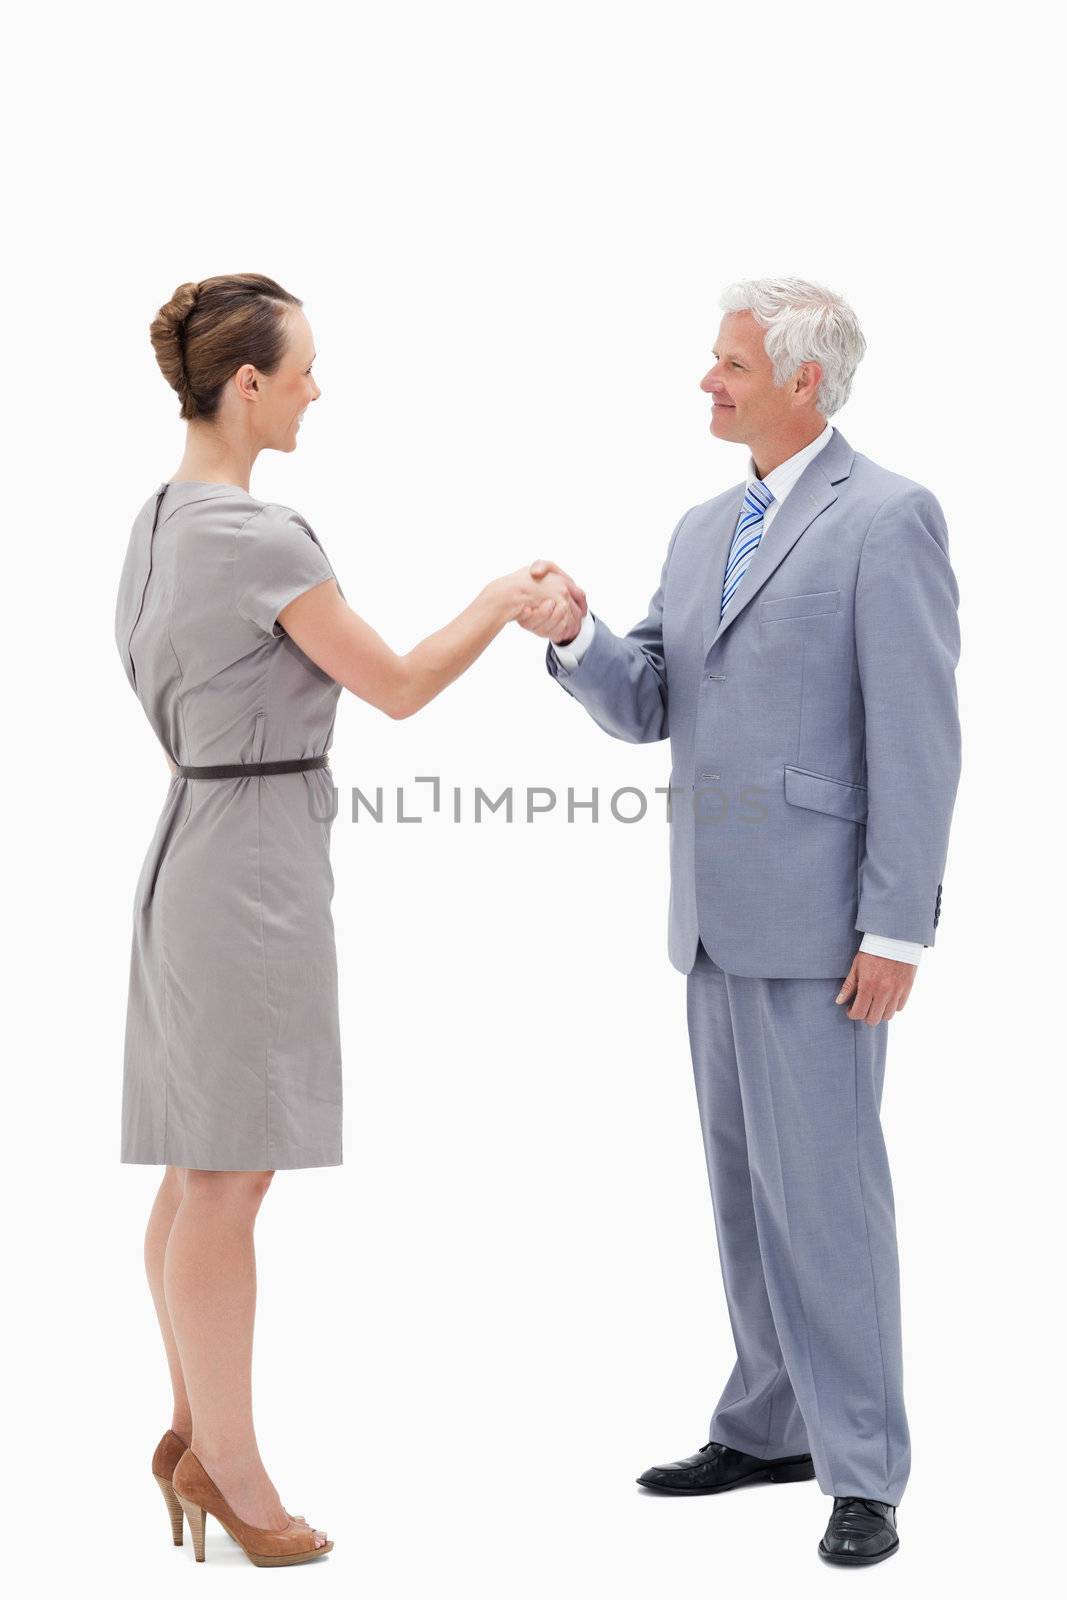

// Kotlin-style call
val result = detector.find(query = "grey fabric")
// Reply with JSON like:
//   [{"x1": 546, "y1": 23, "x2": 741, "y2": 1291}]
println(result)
[
  {"x1": 686, "y1": 940, "x2": 909, "y2": 1504},
  {"x1": 547, "y1": 426, "x2": 962, "y2": 977},
  {"x1": 114, "y1": 482, "x2": 345, "y2": 1170}
]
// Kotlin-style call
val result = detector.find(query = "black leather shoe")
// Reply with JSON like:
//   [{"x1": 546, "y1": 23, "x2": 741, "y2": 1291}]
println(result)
[
  {"x1": 818, "y1": 1497, "x2": 899, "y2": 1564},
  {"x1": 637, "y1": 1439, "x2": 815, "y2": 1495}
]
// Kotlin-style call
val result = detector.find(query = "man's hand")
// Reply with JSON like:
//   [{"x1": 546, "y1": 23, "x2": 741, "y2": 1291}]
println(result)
[
  {"x1": 835, "y1": 950, "x2": 917, "y2": 1024},
  {"x1": 516, "y1": 559, "x2": 588, "y2": 643}
]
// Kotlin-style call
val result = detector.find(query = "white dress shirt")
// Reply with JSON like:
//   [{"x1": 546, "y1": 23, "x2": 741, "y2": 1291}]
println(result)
[{"x1": 551, "y1": 421, "x2": 925, "y2": 964}]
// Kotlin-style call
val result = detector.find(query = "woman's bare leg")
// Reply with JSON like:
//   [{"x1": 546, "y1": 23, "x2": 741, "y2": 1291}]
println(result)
[
  {"x1": 163, "y1": 1167, "x2": 326, "y2": 1544},
  {"x1": 145, "y1": 1165, "x2": 193, "y2": 1444}
]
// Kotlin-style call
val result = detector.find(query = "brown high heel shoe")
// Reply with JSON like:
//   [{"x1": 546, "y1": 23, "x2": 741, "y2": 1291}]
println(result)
[
  {"x1": 151, "y1": 1429, "x2": 190, "y2": 1544},
  {"x1": 151, "y1": 1429, "x2": 315, "y2": 1546},
  {"x1": 172, "y1": 1447, "x2": 333, "y2": 1566}
]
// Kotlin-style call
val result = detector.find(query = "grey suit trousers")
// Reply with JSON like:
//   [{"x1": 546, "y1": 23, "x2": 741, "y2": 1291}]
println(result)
[{"x1": 687, "y1": 938, "x2": 909, "y2": 1505}]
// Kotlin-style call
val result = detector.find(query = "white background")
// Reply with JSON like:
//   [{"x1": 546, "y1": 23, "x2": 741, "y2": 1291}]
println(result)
[{"x1": 5, "y1": 1, "x2": 1061, "y2": 1593}]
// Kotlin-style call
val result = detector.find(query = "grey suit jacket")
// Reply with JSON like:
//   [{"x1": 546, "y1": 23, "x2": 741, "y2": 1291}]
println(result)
[{"x1": 546, "y1": 426, "x2": 962, "y2": 978}]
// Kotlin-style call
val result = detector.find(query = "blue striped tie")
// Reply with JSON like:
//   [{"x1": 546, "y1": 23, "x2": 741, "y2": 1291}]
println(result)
[{"x1": 720, "y1": 478, "x2": 775, "y2": 618}]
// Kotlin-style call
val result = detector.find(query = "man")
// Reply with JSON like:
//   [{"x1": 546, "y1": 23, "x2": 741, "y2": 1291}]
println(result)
[{"x1": 522, "y1": 278, "x2": 962, "y2": 1566}]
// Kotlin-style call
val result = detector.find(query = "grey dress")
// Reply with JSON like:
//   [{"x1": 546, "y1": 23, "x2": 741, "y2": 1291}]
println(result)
[{"x1": 115, "y1": 481, "x2": 345, "y2": 1170}]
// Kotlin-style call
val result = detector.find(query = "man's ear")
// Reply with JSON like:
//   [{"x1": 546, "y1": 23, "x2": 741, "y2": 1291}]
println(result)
[{"x1": 794, "y1": 359, "x2": 822, "y2": 401}]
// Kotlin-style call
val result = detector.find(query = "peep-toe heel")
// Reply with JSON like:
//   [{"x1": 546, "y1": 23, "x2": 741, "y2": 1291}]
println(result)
[{"x1": 172, "y1": 1447, "x2": 333, "y2": 1566}]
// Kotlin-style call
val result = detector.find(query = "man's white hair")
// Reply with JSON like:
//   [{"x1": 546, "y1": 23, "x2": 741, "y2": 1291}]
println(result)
[{"x1": 718, "y1": 277, "x2": 866, "y2": 418}]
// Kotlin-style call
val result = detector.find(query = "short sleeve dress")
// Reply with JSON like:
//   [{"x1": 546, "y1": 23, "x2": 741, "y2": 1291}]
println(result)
[{"x1": 115, "y1": 481, "x2": 345, "y2": 1170}]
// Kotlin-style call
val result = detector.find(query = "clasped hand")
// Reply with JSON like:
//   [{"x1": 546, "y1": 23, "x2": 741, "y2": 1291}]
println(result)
[{"x1": 507, "y1": 559, "x2": 588, "y2": 644}]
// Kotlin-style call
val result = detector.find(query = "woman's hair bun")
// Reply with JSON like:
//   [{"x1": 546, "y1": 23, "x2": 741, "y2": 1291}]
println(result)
[{"x1": 150, "y1": 281, "x2": 201, "y2": 402}]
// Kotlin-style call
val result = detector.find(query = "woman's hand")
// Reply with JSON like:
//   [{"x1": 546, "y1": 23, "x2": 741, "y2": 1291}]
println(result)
[
  {"x1": 517, "y1": 559, "x2": 588, "y2": 643},
  {"x1": 489, "y1": 561, "x2": 587, "y2": 641}
]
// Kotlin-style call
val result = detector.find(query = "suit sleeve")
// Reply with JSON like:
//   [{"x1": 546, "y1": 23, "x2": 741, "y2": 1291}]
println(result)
[
  {"x1": 543, "y1": 509, "x2": 691, "y2": 743},
  {"x1": 854, "y1": 486, "x2": 962, "y2": 945}
]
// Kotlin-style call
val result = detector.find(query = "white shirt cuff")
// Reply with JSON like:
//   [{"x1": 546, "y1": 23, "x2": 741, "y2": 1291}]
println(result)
[
  {"x1": 551, "y1": 610, "x2": 595, "y2": 671},
  {"x1": 859, "y1": 931, "x2": 924, "y2": 965}
]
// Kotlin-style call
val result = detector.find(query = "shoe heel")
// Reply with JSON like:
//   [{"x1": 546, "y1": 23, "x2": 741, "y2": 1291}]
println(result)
[
  {"x1": 152, "y1": 1473, "x2": 184, "y2": 1545},
  {"x1": 767, "y1": 1458, "x2": 816, "y2": 1483},
  {"x1": 174, "y1": 1493, "x2": 208, "y2": 1561}
]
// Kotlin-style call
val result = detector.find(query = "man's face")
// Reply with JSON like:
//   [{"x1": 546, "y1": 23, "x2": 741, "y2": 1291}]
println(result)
[{"x1": 700, "y1": 311, "x2": 816, "y2": 446}]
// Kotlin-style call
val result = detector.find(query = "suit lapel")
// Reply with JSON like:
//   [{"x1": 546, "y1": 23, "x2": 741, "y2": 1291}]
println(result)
[{"x1": 701, "y1": 427, "x2": 855, "y2": 655}]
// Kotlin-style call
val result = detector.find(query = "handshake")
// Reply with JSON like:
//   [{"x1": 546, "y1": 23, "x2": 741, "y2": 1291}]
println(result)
[{"x1": 497, "y1": 559, "x2": 588, "y2": 646}]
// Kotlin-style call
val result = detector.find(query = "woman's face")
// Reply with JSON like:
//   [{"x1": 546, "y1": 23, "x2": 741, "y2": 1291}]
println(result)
[{"x1": 254, "y1": 308, "x2": 321, "y2": 453}]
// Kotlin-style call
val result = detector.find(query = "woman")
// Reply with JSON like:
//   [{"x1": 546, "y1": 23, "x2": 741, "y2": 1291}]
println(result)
[{"x1": 116, "y1": 273, "x2": 584, "y2": 1567}]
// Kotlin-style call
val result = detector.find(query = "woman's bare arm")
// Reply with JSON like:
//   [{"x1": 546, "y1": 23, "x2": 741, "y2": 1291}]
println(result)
[{"x1": 277, "y1": 565, "x2": 584, "y2": 719}]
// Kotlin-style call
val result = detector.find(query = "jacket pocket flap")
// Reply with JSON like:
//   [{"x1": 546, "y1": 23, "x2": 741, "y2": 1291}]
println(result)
[
  {"x1": 784, "y1": 764, "x2": 868, "y2": 823},
  {"x1": 760, "y1": 588, "x2": 840, "y2": 621}
]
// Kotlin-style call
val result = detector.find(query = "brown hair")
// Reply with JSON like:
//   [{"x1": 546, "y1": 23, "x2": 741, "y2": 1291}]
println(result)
[{"x1": 150, "y1": 274, "x2": 303, "y2": 422}]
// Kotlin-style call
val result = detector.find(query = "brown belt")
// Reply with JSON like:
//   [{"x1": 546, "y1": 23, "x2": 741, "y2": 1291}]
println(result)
[{"x1": 175, "y1": 755, "x2": 330, "y2": 780}]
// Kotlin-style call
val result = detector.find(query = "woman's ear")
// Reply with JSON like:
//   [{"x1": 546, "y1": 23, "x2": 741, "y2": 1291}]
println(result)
[{"x1": 234, "y1": 363, "x2": 259, "y2": 400}]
